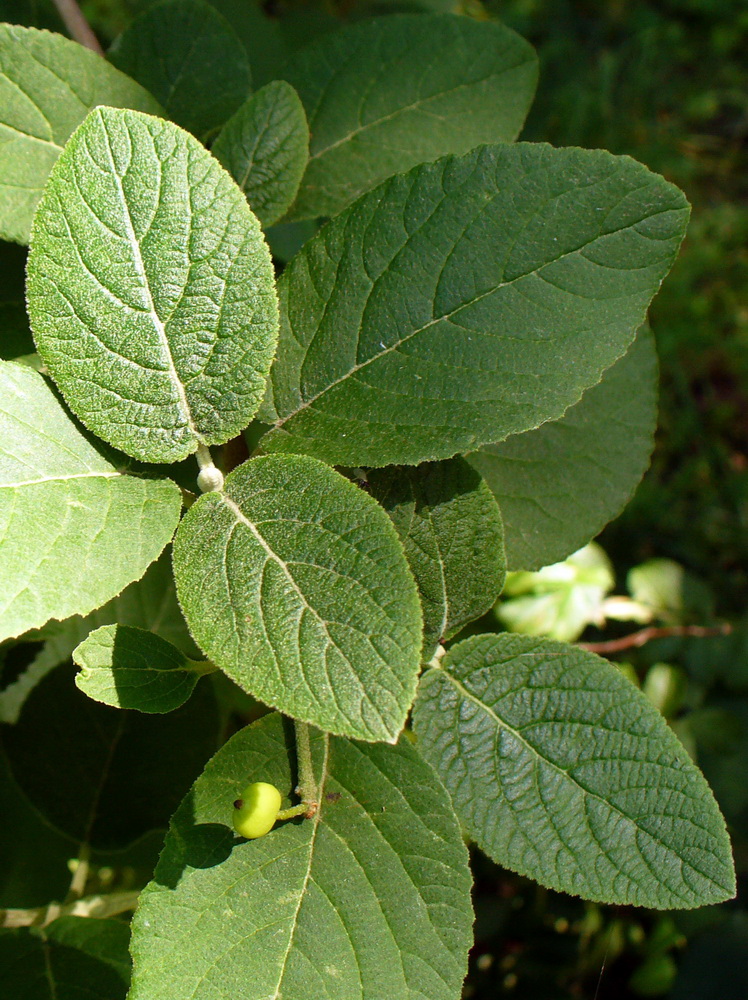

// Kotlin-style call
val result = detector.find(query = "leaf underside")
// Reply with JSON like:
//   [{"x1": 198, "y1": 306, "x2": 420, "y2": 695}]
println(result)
[
  {"x1": 413, "y1": 633, "x2": 736, "y2": 909},
  {"x1": 128, "y1": 713, "x2": 473, "y2": 1000},
  {"x1": 26, "y1": 106, "x2": 279, "y2": 464}
]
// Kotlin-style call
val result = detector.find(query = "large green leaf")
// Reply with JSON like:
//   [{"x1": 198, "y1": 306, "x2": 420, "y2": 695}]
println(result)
[
  {"x1": 282, "y1": 13, "x2": 538, "y2": 219},
  {"x1": 173, "y1": 454, "x2": 423, "y2": 742},
  {"x1": 468, "y1": 327, "x2": 658, "y2": 571},
  {"x1": 0, "y1": 919, "x2": 130, "y2": 1000},
  {"x1": 0, "y1": 363, "x2": 181, "y2": 642},
  {"x1": 73, "y1": 623, "x2": 208, "y2": 713},
  {"x1": 0, "y1": 23, "x2": 162, "y2": 244},
  {"x1": 259, "y1": 143, "x2": 689, "y2": 468},
  {"x1": 128, "y1": 712, "x2": 473, "y2": 1000},
  {"x1": 26, "y1": 106, "x2": 279, "y2": 465},
  {"x1": 413, "y1": 633, "x2": 736, "y2": 908},
  {"x1": 212, "y1": 80, "x2": 309, "y2": 228},
  {"x1": 1, "y1": 663, "x2": 219, "y2": 849},
  {"x1": 369, "y1": 458, "x2": 506, "y2": 659},
  {"x1": 109, "y1": 0, "x2": 251, "y2": 140}
]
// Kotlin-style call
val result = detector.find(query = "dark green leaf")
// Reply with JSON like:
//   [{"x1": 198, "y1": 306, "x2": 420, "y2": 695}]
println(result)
[
  {"x1": 413, "y1": 633, "x2": 736, "y2": 908},
  {"x1": 109, "y1": 0, "x2": 251, "y2": 139},
  {"x1": 260, "y1": 143, "x2": 688, "y2": 468},
  {"x1": 282, "y1": 13, "x2": 538, "y2": 219},
  {"x1": 173, "y1": 454, "x2": 422, "y2": 742},
  {"x1": 26, "y1": 107, "x2": 279, "y2": 464},
  {"x1": 128, "y1": 712, "x2": 473, "y2": 1000}
]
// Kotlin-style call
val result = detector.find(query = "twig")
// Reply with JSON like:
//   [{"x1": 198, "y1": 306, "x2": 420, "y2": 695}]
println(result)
[
  {"x1": 294, "y1": 720, "x2": 319, "y2": 817},
  {"x1": 579, "y1": 622, "x2": 732, "y2": 655},
  {"x1": 52, "y1": 0, "x2": 104, "y2": 55},
  {"x1": 1, "y1": 890, "x2": 139, "y2": 929}
]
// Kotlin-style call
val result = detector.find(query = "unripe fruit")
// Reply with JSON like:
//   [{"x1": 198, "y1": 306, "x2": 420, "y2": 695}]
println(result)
[{"x1": 232, "y1": 781, "x2": 282, "y2": 839}]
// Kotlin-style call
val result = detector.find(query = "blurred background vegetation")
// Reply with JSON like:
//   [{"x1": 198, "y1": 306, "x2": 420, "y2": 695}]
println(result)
[{"x1": 2, "y1": 0, "x2": 746, "y2": 995}]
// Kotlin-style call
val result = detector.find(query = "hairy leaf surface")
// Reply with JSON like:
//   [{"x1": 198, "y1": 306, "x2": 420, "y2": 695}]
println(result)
[
  {"x1": 369, "y1": 459, "x2": 506, "y2": 659},
  {"x1": 282, "y1": 13, "x2": 538, "y2": 219},
  {"x1": 129, "y1": 712, "x2": 473, "y2": 1000},
  {"x1": 173, "y1": 454, "x2": 422, "y2": 742},
  {"x1": 259, "y1": 143, "x2": 688, "y2": 467},
  {"x1": 0, "y1": 23, "x2": 162, "y2": 244},
  {"x1": 413, "y1": 633, "x2": 736, "y2": 908},
  {"x1": 469, "y1": 328, "x2": 658, "y2": 570},
  {"x1": 109, "y1": 0, "x2": 250, "y2": 139},
  {"x1": 0, "y1": 363, "x2": 181, "y2": 642},
  {"x1": 213, "y1": 80, "x2": 309, "y2": 228},
  {"x1": 27, "y1": 107, "x2": 279, "y2": 464},
  {"x1": 74, "y1": 624, "x2": 207, "y2": 713}
]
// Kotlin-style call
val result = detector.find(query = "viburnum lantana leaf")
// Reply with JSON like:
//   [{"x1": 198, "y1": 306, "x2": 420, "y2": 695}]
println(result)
[
  {"x1": 282, "y1": 13, "x2": 538, "y2": 219},
  {"x1": 259, "y1": 143, "x2": 688, "y2": 468},
  {"x1": 368, "y1": 458, "x2": 506, "y2": 659},
  {"x1": 413, "y1": 633, "x2": 736, "y2": 909},
  {"x1": 213, "y1": 80, "x2": 310, "y2": 228},
  {"x1": 128, "y1": 713, "x2": 473, "y2": 1000},
  {"x1": 0, "y1": 23, "x2": 162, "y2": 244},
  {"x1": 173, "y1": 454, "x2": 423, "y2": 742},
  {"x1": 26, "y1": 107, "x2": 278, "y2": 465},
  {"x1": 0, "y1": 363, "x2": 181, "y2": 642},
  {"x1": 468, "y1": 327, "x2": 659, "y2": 571}
]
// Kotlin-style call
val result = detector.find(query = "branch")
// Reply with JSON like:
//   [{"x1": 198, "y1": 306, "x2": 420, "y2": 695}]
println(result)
[
  {"x1": 579, "y1": 622, "x2": 732, "y2": 655},
  {"x1": 1, "y1": 890, "x2": 139, "y2": 929},
  {"x1": 52, "y1": 0, "x2": 104, "y2": 55}
]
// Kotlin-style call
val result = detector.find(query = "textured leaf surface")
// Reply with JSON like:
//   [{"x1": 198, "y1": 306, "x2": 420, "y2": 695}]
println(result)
[
  {"x1": 259, "y1": 143, "x2": 689, "y2": 467},
  {"x1": 213, "y1": 80, "x2": 309, "y2": 228},
  {"x1": 0, "y1": 919, "x2": 129, "y2": 1000},
  {"x1": 26, "y1": 106, "x2": 279, "y2": 464},
  {"x1": 282, "y1": 13, "x2": 537, "y2": 219},
  {"x1": 413, "y1": 633, "x2": 736, "y2": 908},
  {"x1": 0, "y1": 23, "x2": 162, "y2": 244},
  {"x1": 469, "y1": 328, "x2": 658, "y2": 571},
  {"x1": 369, "y1": 459, "x2": 506, "y2": 659},
  {"x1": 109, "y1": 0, "x2": 250, "y2": 139},
  {"x1": 1, "y1": 663, "x2": 219, "y2": 849},
  {"x1": 173, "y1": 454, "x2": 422, "y2": 741},
  {"x1": 0, "y1": 363, "x2": 181, "y2": 642},
  {"x1": 74, "y1": 623, "x2": 206, "y2": 713},
  {"x1": 129, "y1": 712, "x2": 473, "y2": 1000}
]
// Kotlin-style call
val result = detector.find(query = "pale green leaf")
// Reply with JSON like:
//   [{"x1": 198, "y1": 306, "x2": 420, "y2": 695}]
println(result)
[
  {"x1": 74, "y1": 623, "x2": 207, "y2": 713},
  {"x1": 213, "y1": 80, "x2": 309, "y2": 228},
  {"x1": 369, "y1": 458, "x2": 506, "y2": 659},
  {"x1": 0, "y1": 920, "x2": 129, "y2": 1000},
  {"x1": 413, "y1": 633, "x2": 736, "y2": 908},
  {"x1": 259, "y1": 143, "x2": 689, "y2": 467},
  {"x1": 1, "y1": 662, "x2": 220, "y2": 849},
  {"x1": 0, "y1": 363, "x2": 181, "y2": 642},
  {"x1": 109, "y1": 0, "x2": 251, "y2": 140},
  {"x1": 468, "y1": 327, "x2": 658, "y2": 571},
  {"x1": 129, "y1": 712, "x2": 473, "y2": 1000},
  {"x1": 26, "y1": 106, "x2": 279, "y2": 464},
  {"x1": 0, "y1": 23, "x2": 162, "y2": 244},
  {"x1": 173, "y1": 453, "x2": 423, "y2": 742},
  {"x1": 282, "y1": 13, "x2": 538, "y2": 219}
]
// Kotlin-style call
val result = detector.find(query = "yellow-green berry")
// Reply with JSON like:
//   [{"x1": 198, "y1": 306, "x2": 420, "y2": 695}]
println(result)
[{"x1": 232, "y1": 781, "x2": 282, "y2": 839}]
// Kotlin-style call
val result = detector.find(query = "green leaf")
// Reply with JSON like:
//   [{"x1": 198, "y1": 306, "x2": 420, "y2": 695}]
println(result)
[
  {"x1": 282, "y1": 13, "x2": 538, "y2": 219},
  {"x1": 42, "y1": 916, "x2": 132, "y2": 984},
  {"x1": 173, "y1": 453, "x2": 422, "y2": 742},
  {"x1": 26, "y1": 106, "x2": 279, "y2": 465},
  {"x1": 128, "y1": 712, "x2": 473, "y2": 1000},
  {"x1": 109, "y1": 0, "x2": 251, "y2": 140},
  {"x1": 259, "y1": 143, "x2": 689, "y2": 468},
  {"x1": 1, "y1": 663, "x2": 219, "y2": 849},
  {"x1": 0, "y1": 920, "x2": 129, "y2": 1000},
  {"x1": 368, "y1": 458, "x2": 506, "y2": 659},
  {"x1": 0, "y1": 23, "x2": 163, "y2": 244},
  {"x1": 413, "y1": 633, "x2": 736, "y2": 908},
  {"x1": 0, "y1": 363, "x2": 181, "y2": 642},
  {"x1": 212, "y1": 80, "x2": 310, "y2": 228},
  {"x1": 468, "y1": 327, "x2": 659, "y2": 571},
  {"x1": 74, "y1": 623, "x2": 207, "y2": 713}
]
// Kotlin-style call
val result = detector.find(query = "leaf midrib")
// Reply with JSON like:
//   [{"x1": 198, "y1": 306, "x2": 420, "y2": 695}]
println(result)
[{"x1": 0, "y1": 471, "x2": 120, "y2": 490}]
